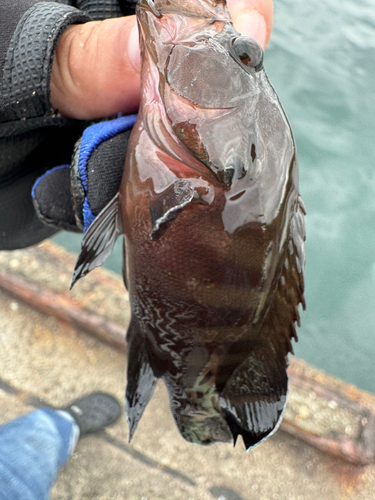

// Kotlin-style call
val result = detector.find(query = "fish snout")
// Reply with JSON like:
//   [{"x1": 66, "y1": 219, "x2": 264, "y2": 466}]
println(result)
[{"x1": 170, "y1": 388, "x2": 233, "y2": 445}]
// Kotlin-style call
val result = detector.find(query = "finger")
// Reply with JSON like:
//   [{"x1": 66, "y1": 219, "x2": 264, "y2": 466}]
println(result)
[
  {"x1": 227, "y1": 0, "x2": 273, "y2": 50},
  {"x1": 50, "y1": 16, "x2": 141, "y2": 120}
]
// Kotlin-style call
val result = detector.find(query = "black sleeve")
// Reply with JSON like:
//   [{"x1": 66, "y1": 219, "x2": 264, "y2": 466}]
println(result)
[
  {"x1": 74, "y1": 0, "x2": 122, "y2": 20},
  {"x1": 0, "y1": 0, "x2": 123, "y2": 250}
]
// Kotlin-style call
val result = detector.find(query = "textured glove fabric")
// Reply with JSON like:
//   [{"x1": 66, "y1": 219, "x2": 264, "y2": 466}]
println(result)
[
  {"x1": 31, "y1": 165, "x2": 79, "y2": 233},
  {"x1": 0, "y1": 124, "x2": 87, "y2": 249},
  {"x1": 0, "y1": 1, "x2": 91, "y2": 249},
  {"x1": 75, "y1": 0, "x2": 123, "y2": 20},
  {"x1": 117, "y1": 0, "x2": 137, "y2": 16},
  {"x1": 1, "y1": 3, "x2": 90, "y2": 123}
]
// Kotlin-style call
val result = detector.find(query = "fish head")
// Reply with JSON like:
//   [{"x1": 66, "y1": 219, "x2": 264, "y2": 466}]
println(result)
[{"x1": 136, "y1": 0, "x2": 292, "y2": 197}]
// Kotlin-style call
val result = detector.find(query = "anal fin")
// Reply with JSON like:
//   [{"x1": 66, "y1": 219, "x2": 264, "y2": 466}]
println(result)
[{"x1": 71, "y1": 193, "x2": 121, "y2": 288}]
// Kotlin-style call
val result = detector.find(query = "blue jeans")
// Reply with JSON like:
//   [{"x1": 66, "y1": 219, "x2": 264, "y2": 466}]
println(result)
[{"x1": 0, "y1": 408, "x2": 80, "y2": 500}]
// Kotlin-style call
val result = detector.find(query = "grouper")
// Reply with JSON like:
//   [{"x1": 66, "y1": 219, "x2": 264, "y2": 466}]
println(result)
[{"x1": 72, "y1": 0, "x2": 306, "y2": 449}]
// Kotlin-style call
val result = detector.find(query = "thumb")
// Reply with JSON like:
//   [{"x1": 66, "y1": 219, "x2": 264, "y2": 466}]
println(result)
[
  {"x1": 227, "y1": 0, "x2": 273, "y2": 50},
  {"x1": 50, "y1": 16, "x2": 141, "y2": 120}
]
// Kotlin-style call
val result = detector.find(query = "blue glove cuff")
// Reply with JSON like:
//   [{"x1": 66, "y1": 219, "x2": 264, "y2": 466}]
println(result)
[
  {"x1": 31, "y1": 165, "x2": 70, "y2": 200},
  {"x1": 31, "y1": 114, "x2": 137, "y2": 234},
  {"x1": 77, "y1": 114, "x2": 137, "y2": 231}
]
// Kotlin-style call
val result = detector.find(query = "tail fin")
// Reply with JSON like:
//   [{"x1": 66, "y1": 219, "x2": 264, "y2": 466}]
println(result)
[
  {"x1": 220, "y1": 349, "x2": 287, "y2": 450},
  {"x1": 125, "y1": 321, "x2": 157, "y2": 441}
]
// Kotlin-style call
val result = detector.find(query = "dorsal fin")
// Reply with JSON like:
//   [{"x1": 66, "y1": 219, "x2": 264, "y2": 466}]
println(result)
[{"x1": 71, "y1": 194, "x2": 121, "y2": 288}]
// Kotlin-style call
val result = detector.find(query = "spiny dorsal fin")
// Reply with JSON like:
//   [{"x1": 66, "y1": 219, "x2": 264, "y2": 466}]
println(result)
[{"x1": 71, "y1": 194, "x2": 121, "y2": 288}]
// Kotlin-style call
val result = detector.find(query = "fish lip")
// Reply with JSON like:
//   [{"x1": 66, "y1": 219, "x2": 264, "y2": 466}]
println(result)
[{"x1": 137, "y1": 0, "x2": 162, "y2": 18}]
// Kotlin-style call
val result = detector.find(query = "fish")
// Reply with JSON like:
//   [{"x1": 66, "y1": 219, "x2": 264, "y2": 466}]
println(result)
[{"x1": 72, "y1": 0, "x2": 306, "y2": 450}]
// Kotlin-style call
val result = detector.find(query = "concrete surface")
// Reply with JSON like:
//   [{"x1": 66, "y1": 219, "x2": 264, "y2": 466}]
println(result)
[{"x1": 0, "y1": 242, "x2": 375, "y2": 499}]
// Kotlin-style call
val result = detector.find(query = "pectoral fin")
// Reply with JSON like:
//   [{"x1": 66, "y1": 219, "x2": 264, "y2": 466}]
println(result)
[
  {"x1": 71, "y1": 194, "x2": 121, "y2": 288},
  {"x1": 149, "y1": 179, "x2": 195, "y2": 240}
]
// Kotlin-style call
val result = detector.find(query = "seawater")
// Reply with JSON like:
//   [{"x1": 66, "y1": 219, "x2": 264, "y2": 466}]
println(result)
[{"x1": 53, "y1": 0, "x2": 375, "y2": 393}]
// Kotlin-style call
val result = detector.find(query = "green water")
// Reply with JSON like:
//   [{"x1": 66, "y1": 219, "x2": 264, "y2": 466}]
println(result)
[{"x1": 53, "y1": 0, "x2": 375, "y2": 393}]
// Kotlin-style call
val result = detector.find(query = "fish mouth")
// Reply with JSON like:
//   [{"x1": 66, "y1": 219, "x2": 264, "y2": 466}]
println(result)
[
  {"x1": 170, "y1": 385, "x2": 287, "y2": 449},
  {"x1": 170, "y1": 386, "x2": 233, "y2": 445},
  {"x1": 166, "y1": 342, "x2": 289, "y2": 450},
  {"x1": 178, "y1": 413, "x2": 233, "y2": 445}
]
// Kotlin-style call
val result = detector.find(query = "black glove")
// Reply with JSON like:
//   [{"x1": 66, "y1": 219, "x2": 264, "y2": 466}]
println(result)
[
  {"x1": 32, "y1": 115, "x2": 137, "y2": 235},
  {"x1": 118, "y1": 0, "x2": 137, "y2": 16},
  {"x1": 0, "y1": 123, "x2": 88, "y2": 250},
  {"x1": 0, "y1": 0, "x2": 131, "y2": 251}
]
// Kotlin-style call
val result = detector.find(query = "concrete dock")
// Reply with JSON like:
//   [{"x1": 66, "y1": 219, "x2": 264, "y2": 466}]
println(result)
[{"x1": 0, "y1": 241, "x2": 375, "y2": 500}]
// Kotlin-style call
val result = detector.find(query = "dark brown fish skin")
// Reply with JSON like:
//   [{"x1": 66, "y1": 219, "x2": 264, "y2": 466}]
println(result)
[{"x1": 118, "y1": 0, "x2": 306, "y2": 448}]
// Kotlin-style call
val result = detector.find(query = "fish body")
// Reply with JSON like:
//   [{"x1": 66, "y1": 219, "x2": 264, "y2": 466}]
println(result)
[{"x1": 73, "y1": 0, "x2": 306, "y2": 449}]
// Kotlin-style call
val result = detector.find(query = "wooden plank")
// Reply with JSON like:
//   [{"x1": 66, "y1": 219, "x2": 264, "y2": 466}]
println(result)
[{"x1": 286, "y1": 359, "x2": 375, "y2": 464}]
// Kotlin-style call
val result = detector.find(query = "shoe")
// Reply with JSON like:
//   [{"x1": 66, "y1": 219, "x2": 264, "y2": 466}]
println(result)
[{"x1": 63, "y1": 392, "x2": 122, "y2": 436}]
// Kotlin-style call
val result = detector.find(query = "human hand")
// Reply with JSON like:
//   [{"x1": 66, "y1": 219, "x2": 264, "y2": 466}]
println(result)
[
  {"x1": 50, "y1": 0, "x2": 273, "y2": 120},
  {"x1": 228, "y1": 0, "x2": 273, "y2": 50}
]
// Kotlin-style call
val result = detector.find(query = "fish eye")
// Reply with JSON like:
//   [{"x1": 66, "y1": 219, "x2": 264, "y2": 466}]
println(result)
[{"x1": 231, "y1": 37, "x2": 263, "y2": 71}]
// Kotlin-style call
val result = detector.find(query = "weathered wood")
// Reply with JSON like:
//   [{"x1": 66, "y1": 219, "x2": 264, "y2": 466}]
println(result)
[
  {"x1": 286, "y1": 359, "x2": 375, "y2": 464},
  {"x1": 0, "y1": 271, "x2": 127, "y2": 352},
  {"x1": 1, "y1": 241, "x2": 375, "y2": 465}
]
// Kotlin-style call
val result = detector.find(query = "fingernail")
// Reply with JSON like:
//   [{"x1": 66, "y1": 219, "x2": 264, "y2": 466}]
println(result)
[
  {"x1": 128, "y1": 23, "x2": 141, "y2": 72},
  {"x1": 233, "y1": 10, "x2": 267, "y2": 50}
]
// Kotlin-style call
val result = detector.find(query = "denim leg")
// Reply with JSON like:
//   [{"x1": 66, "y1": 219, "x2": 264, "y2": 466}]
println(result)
[{"x1": 0, "y1": 408, "x2": 80, "y2": 500}]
